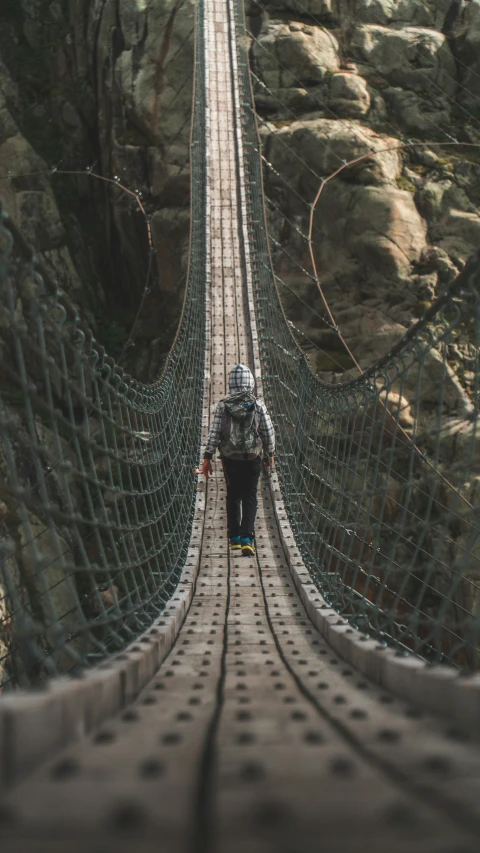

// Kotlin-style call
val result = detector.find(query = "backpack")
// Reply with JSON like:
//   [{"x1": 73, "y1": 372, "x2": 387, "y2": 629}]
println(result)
[{"x1": 219, "y1": 390, "x2": 263, "y2": 460}]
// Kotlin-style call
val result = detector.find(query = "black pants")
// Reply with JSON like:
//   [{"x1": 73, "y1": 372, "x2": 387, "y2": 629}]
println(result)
[{"x1": 222, "y1": 457, "x2": 262, "y2": 540}]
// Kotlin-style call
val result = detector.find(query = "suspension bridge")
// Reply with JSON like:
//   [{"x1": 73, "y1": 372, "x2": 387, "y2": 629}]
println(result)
[{"x1": 1, "y1": 0, "x2": 480, "y2": 850}]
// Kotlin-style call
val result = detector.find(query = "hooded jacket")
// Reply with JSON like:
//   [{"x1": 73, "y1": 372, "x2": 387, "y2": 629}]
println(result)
[
  {"x1": 204, "y1": 364, "x2": 275, "y2": 460},
  {"x1": 227, "y1": 364, "x2": 255, "y2": 394}
]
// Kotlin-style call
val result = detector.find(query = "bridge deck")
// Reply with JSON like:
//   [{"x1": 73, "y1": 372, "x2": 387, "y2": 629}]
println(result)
[{"x1": 2, "y1": 2, "x2": 480, "y2": 851}]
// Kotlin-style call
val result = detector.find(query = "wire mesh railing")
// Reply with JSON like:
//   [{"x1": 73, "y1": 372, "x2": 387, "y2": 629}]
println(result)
[
  {"x1": 232, "y1": 0, "x2": 480, "y2": 670},
  {"x1": 0, "y1": 9, "x2": 206, "y2": 691},
  {"x1": 2, "y1": 0, "x2": 480, "y2": 695}
]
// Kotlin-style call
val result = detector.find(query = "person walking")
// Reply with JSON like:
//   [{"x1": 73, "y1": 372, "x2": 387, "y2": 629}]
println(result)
[{"x1": 202, "y1": 364, "x2": 275, "y2": 557}]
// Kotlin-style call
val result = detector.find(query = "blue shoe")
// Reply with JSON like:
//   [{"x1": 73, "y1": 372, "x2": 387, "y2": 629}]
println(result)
[
  {"x1": 241, "y1": 537, "x2": 255, "y2": 557},
  {"x1": 229, "y1": 536, "x2": 241, "y2": 551}
]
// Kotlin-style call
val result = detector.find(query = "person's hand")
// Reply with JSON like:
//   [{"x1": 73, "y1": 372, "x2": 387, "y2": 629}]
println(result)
[
  {"x1": 202, "y1": 458, "x2": 213, "y2": 478},
  {"x1": 264, "y1": 457, "x2": 274, "y2": 470}
]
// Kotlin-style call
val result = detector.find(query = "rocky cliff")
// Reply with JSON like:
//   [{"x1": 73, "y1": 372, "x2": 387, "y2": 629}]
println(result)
[
  {"x1": 247, "y1": 0, "x2": 480, "y2": 383},
  {"x1": 1, "y1": 1, "x2": 479, "y2": 381},
  {"x1": 0, "y1": 0, "x2": 195, "y2": 380}
]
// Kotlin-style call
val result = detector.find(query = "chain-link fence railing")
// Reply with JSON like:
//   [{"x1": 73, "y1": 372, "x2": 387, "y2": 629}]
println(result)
[
  {"x1": 0, "y1": 9, "x2": 207, "y2": 691},
  {"x1": 232, "y1": 0, "x2": 480, "y2": 671}
]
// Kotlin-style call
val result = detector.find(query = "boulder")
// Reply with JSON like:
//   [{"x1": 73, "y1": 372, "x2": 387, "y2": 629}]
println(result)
[
  {"x1": 415, "y1": 178, "x2": 454, "y2": 223},
  {"x1": 255, "y1": 84, "x2": 326, "y2": 115},
  {"x1": 99, "y1": 0, "x2": 195, "y2": 149},
  {"x1": 324, "y1": 299, "x2": 471, "y2": 425},
  {"x1": 383, "y1": 87, "x2": 452, "y2": 135},
  {"x1": 434, "y1": 418, "x2": 480, "y2": 474},
  {"x1": 327, "y1": 72, "x2": 371, "y2": 118},
  {"x1": 451, "y1": 0, "x2": 480, "y2": 110},
  {"x1": 419, "y1": 245, "x2": 459, "y2": 284},
  {"x1": 343, "y1": 340, "x2": 473, "y2": 424},
  {"x1": 445, "y1": 209, "x2": 480, "y2": 247},
  {"x1": 336, "y1": 0, "x2": 452, "y2": 28},
  {"x1": 264, "y1": 118, "x2": 402, "y2": 205},
  {"x1": 347, "y1": 185, "x2": 427, "y2": 276},
  {"x1": 402, "y1": 347, "x2": 474, "y2": 420},
  {"x1": 252, "y1": 22, "x2": 340, "y2": 90},
  {"x1": 333, "y1": 305, "x2": 407, "y2": 364},
  {"x1": 351, "y1": 25, "x2": 457, "y2": 99},
  {"x1": 453, "y1": 158, "x2": 480, "y2": 210},
  {"x1": 379, "y1": 389, "x2": 414, "y2": 429},
  {"x1": 416, "y1": 178, "x2": 477, "y2": 235},
  {"x1": 438, "y1": 235, "x2": 480, "y2": 266}
]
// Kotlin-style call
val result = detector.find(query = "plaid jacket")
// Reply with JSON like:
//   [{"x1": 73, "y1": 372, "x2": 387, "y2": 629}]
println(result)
[{"x1": 204, "y1": 364, "x2": 275, "y2": 460}]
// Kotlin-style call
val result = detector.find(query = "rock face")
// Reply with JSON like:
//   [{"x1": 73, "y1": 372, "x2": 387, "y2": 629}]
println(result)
[
  {"x1": 453, "y1": 1, "x2": 480, "y2": 109},
  {"x1": 249, "y1": 0, "x2": 480, "y2": 381},
  {"x1": 2, "y1": 0, "x2": 477, "y2": 380},
  {"x1": 351, "y1": 25, "x2": 456, "y2": 97},
  {"x1": 336, "y1": 0, "x2": 453, "y2": 27},
  {"x1": 0, "y1": 0, "x2": 195, "y2": 381},
  {"x1": 253, "y1": 22, "x2": 340, "y2": 87}
]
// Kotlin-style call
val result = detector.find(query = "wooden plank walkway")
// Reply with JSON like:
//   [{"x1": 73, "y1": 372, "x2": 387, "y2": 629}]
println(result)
[{"x1": 1, "y1": 1, "x2": 480, "y2": 851}]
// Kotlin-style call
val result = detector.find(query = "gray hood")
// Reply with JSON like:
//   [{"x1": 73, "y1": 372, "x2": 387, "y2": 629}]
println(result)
[{"x1": 228, "y1": 364, "x2": 255, "y2": 394}]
